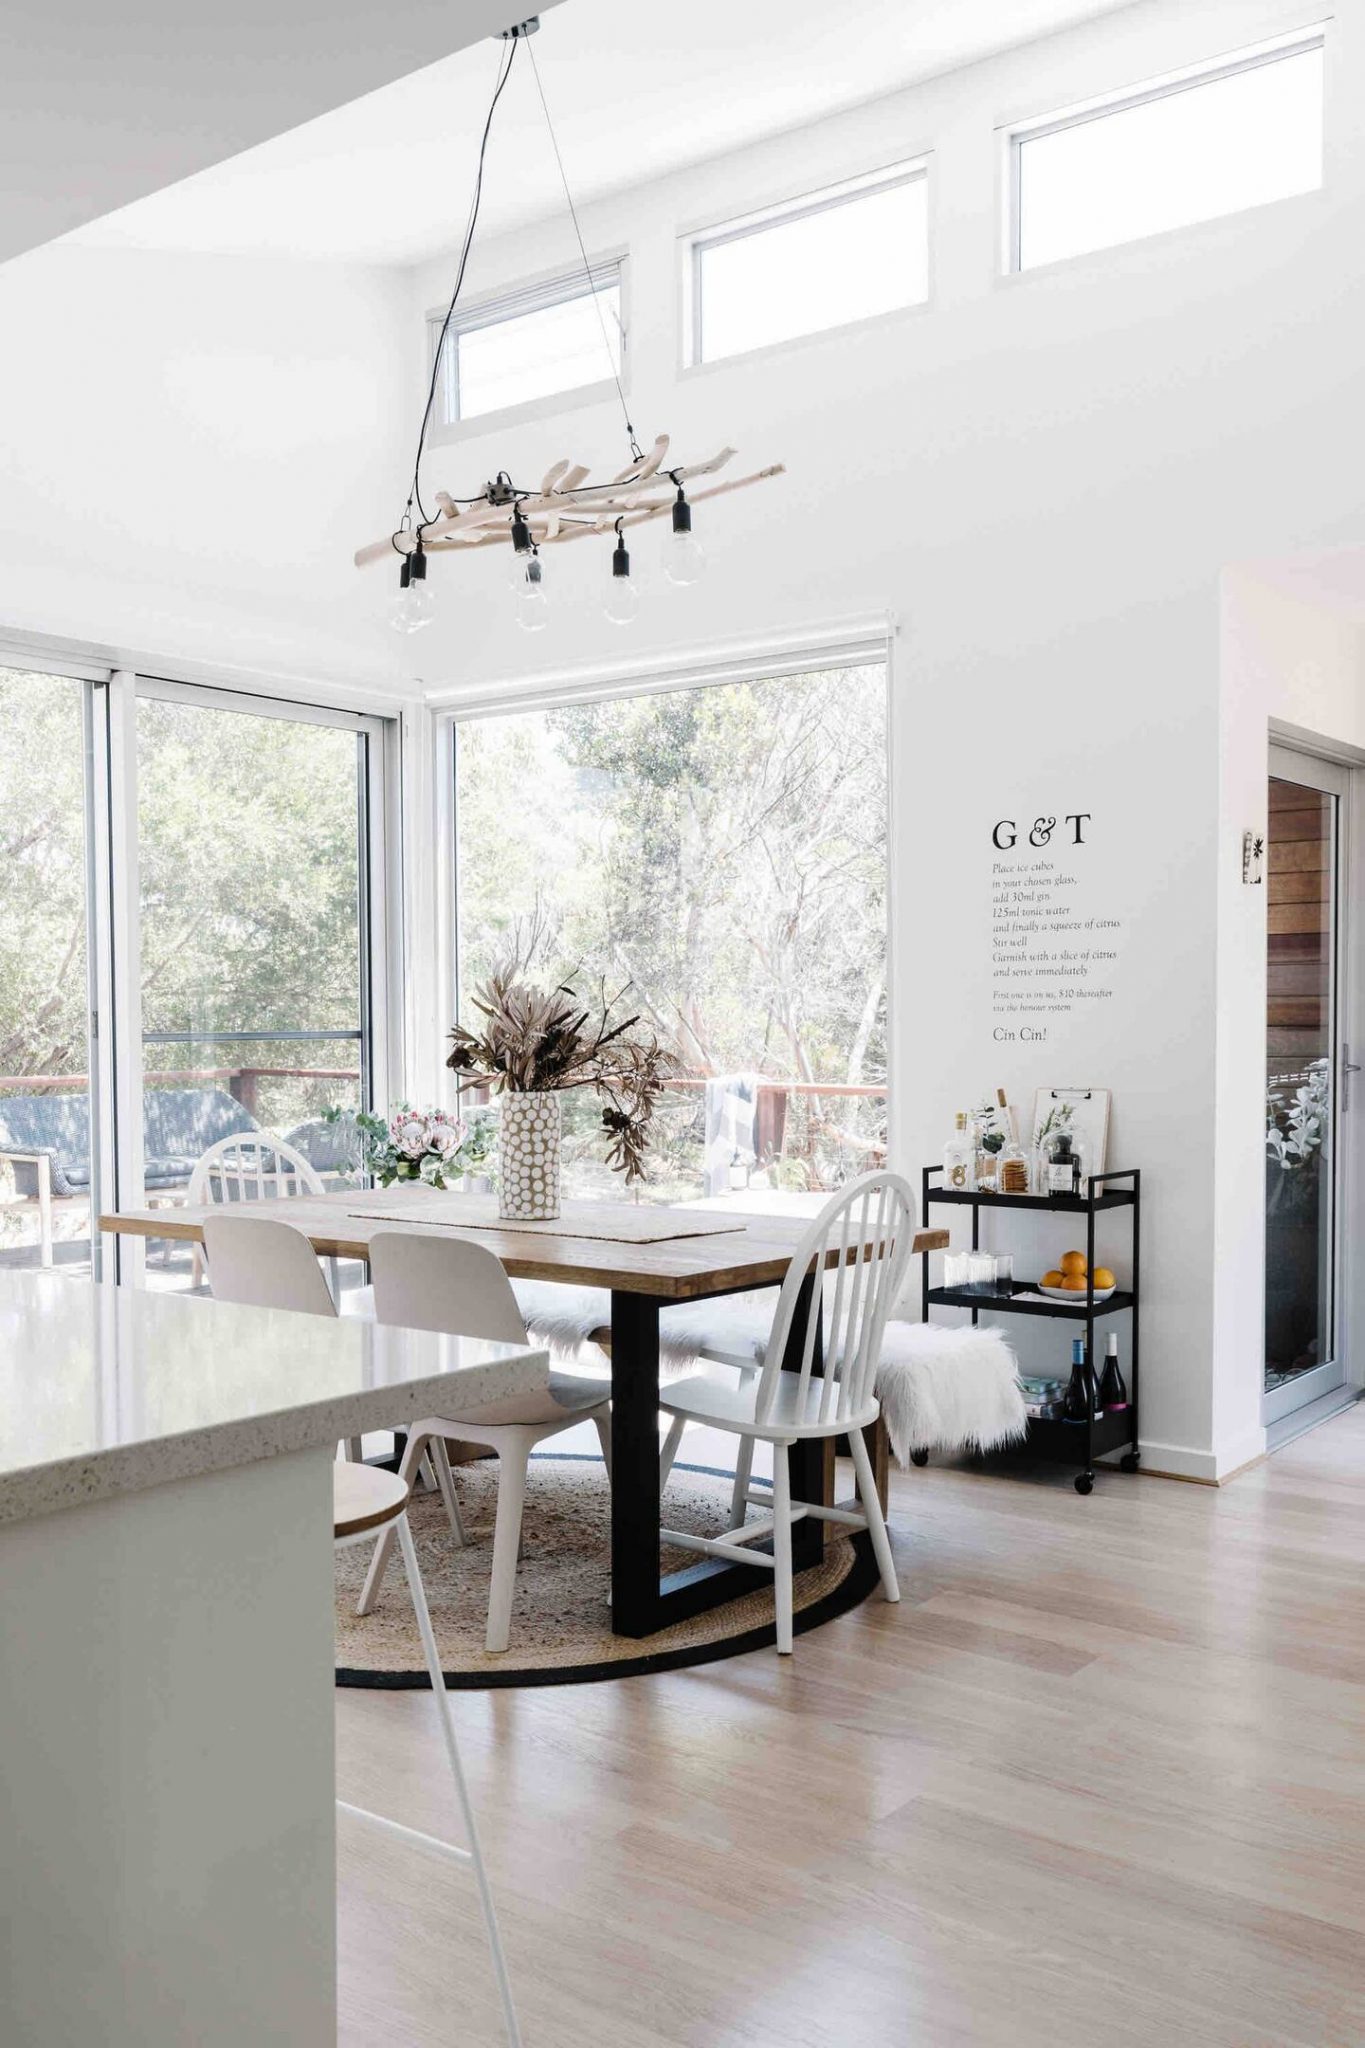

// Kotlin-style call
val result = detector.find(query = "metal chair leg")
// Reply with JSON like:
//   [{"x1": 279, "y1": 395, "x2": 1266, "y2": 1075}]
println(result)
[{"x1": 395, "y1": 1513, "x2": 523, "y2": 2048}]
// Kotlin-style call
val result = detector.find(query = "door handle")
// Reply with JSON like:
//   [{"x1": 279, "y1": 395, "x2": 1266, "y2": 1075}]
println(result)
[{"x1": 1344, "y1": 1045, "x2": 1362, "y2": 1112}]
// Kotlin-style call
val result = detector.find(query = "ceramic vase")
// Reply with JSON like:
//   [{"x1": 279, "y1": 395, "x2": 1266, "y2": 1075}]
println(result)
[{"x1": 498, "y1": 1090, "x2": 562, "y2": 1220}]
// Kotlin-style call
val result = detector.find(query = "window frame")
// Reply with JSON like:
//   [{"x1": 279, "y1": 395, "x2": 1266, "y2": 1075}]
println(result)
[
  {"x1": 427, "y1": 256, "x2": 627, "y2": 437},
  {"x1": 435, "y1": 624, "x2": 903, "y2": 1172},
  {"x1": 1005, "y1": 25, "x2": 1328, "y2": 275},
  {"x1": 681, "y1": 157, "x2": 931, "y2": 370}
]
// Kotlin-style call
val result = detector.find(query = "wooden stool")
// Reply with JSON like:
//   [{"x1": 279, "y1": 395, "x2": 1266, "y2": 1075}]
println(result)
[{"x1": 334, "y1": 1464, "x2": 522, "y2": 2046}]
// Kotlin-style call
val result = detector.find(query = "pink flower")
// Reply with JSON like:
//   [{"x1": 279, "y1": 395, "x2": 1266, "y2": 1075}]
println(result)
[
  {"x1": 389, "y1": 1111, "x2": 430, "y2": 1160},
  {"x1": 429, "y1": 1112, "x2": 467, "y2": 1157}
]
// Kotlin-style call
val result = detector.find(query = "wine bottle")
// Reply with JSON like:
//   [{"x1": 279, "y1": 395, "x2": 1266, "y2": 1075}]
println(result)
[
  {"x1": 1063, "y1": 1337, "x2": 1090, "y2": 1421},
  {"x1": 1097, "y1": 1332, "x2": 1130, "y2": 1412}
]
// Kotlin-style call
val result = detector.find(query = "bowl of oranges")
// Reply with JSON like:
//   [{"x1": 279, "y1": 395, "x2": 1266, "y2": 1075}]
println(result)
[{"x1": 1038, "y1": 1250, "x2": 1117, "y2": 1302}]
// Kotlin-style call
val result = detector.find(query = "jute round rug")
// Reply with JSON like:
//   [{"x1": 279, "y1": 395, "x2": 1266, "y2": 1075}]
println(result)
[{"x1": 335, "y1": 1455, "x2": 876, "y2": 1689}]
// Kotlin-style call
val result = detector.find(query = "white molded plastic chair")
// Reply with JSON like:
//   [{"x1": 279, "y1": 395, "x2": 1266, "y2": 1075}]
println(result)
[
  {"x1": 358, "y1": 1230, "x2": 613, "y2": 1655},
  {"x1": 202, "y1": 1216, "x2": 521, "y2": 2044},
  {"x1": 657, "y1": 1171, "x2": 914, "y2": 1655}
]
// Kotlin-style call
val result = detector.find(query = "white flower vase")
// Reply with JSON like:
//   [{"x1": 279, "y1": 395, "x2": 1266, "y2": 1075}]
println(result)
[{"x1": 498, "y1": 1090, "x2": 562, "y2": 1221}]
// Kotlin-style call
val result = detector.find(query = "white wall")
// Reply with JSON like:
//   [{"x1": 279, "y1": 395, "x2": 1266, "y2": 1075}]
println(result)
[
  {"x1": 0, "y1": 0, "x2": 552, "y2": 261},
  {"x1": 0, "y1": 242, "x2": 419, "y2": 695},
  {"x1": 401, "y1": 0, "x2": 1365, "y2": 1478}
]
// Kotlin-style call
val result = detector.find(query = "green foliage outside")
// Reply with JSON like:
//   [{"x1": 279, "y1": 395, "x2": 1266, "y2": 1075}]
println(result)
[
  {"x1": 0, "y1": 672, "x2": 364, "y2": 1248},
  {"x1": 455, "y1": 666, "x2": 888, "y2": 1199}
]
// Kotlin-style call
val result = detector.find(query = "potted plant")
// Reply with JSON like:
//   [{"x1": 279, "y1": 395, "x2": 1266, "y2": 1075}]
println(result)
[{"x1": 445, "y1": 967, "x2": 677, "y2": 1220}]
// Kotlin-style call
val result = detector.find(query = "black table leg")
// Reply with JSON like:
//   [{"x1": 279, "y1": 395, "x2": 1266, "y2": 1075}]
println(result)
[
  {"x1": 608, "y1": 1290, "x2": 665, "y2": 1638},
  {"x1": 609, "y1": 1275, "x2": 829, "y2": 1639}
]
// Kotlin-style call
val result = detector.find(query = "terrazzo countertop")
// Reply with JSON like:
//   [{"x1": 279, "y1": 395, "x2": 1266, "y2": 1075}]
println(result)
[{"x1": 0, "y1": 1272, "x2": 548, "y2": 1525}]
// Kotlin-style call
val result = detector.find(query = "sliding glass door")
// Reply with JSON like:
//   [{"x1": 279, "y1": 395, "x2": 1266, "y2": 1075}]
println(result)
[
  {"x1": 1264, "y1": 747, "x2": 1349, "y2": 1422},
  {"x1": 0, "y1": 668, "x2": 101, "y2": 1275},
  {"x1": 135, "y1": 685, "x2": 385, "y2": 1290},
  {"x1": 452, "y1": 661, "x2": 889, "y2": 1212}
]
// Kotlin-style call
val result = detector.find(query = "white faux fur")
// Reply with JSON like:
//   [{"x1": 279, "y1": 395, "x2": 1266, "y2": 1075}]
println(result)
[
  {"x1": 873, "y1": 1322, "x2": 1027, "y2": 1466},
  {"x1": 512, "y1": 1278, "x2": 1026, "y2": 1463}
]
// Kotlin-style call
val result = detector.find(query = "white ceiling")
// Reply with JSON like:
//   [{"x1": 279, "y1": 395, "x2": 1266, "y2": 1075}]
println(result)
[
  {"x1": 0, "y1": 0, "x2": 553, "y2": 266},
  {"x1": 67, "y1": 0, "x2": 1142, "y2": 269}
]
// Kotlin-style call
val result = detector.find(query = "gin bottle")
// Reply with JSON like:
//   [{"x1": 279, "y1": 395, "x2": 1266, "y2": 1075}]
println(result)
[{"x1": 942, "y1": 1112, "x2": 976, "y2": 1192}]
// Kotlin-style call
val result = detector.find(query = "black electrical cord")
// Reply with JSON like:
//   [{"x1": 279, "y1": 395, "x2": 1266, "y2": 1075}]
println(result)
[
  {"x1": 392, "y1": 20, "x2": 665, "y2": 558},
  {"x1": 398, "y1": 33, "x2": 521, "y2": 542},
  {"x1": 525, "y1": 32, "x2": 642, "y2": 464}
]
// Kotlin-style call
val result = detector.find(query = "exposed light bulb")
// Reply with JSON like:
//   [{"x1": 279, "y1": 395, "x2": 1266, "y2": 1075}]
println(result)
[
  {"x1": 604, "y1": 530, "x2": 639, "y2": 626},
  {"x1": 664, "y1": 528, "x2": 706, "y2": 586},
  {"x1": 388, "y1": 548, "x2": 434, "y2": 635},
  {"x1": 664, "y1": 485, "x2": 706, "y2": 586},
  {"x1": 513, "y1": 552, "x2": 549, "y2": 632},
  {"x1": 604, "y1": 575, "x2": 639, "y2": 626}
]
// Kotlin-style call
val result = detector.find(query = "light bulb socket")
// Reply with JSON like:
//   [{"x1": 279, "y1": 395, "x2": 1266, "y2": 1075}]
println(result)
[
  {"x1": 671, "y1": 489, "x2": 692, "y2": 535},
  {"x1": 408, "y1": 543, "x2": 427, "y2": 583},
  {"x1": 398, "y1": 555, "x2": 412, "y2": 590},
  {"x1": 510, "y1": 507, "x2": 533, "y2": 553},
  {"x1": 612, "y1": 540, "x2": 631, "y2": 579}
]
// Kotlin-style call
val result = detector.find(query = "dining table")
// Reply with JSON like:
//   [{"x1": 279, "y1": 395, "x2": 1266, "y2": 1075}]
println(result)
[{"x1": 102, "y1": 1186, "x2": 947, "y2": 1637}]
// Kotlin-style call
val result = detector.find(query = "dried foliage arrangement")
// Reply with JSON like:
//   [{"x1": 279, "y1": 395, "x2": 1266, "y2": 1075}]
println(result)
[{"x1": 446, "y1": 966, "x2": 678, "y2": 1184}]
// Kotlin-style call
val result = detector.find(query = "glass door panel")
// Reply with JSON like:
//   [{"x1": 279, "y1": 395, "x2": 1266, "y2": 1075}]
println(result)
[
  {"x1": 453, "y1": 664, "x2": 889, "y2": 1216},
  {"x1": 1264, "y1": 751, "x2": 1347, "y2": 1418},
  {"x1": 136, "y1": 692, "x2": 371, "y2": 1290},
  {"x1": 0, "y1": 669, "x2": 99, "y2": 1275}
]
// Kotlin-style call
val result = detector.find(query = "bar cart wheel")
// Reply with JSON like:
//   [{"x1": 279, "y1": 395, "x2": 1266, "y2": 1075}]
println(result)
[
  {"x1": 910, "y1": 1449, "x2": 930, "y2": 1467},
  {"x1": 1119, "y1": 1452, "x2": 1140, "y2": 1474},
  {"x1": 1074, "y1": 1472, "x2": 1094, "y2": 1496}
]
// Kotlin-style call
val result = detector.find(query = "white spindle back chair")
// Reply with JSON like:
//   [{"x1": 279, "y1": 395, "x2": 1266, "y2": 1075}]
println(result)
[
  {"x1": 188, "y1": 1131, "x2": 324, "y2": 1207},
  {"x1": 189, "y1": 1132, "x2": 338, "y2": 1304},
  {"x1": 751, "y1": 1169, "x2": 914, "y2": 1432},
  {"x1": 657, "y1": 1170, "x2": 915, "y2": 1654}
]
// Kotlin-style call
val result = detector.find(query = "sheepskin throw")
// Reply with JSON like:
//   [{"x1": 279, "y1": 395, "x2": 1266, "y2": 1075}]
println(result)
[
  {"x1": 873, "y1": 1322, "x2": 1026, "y2": 1464},
  {"x1": 511, "y1": 1279, "x2": 1027, "y2": 1466}
]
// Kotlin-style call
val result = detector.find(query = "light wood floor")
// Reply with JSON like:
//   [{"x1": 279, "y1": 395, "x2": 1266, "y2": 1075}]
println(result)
[{"x1": 336, "y1": 1406, "x2": 1365, "y2": 2047}]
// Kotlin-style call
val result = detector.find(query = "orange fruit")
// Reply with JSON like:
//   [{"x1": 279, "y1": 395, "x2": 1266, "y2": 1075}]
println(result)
[
  {"x1": 1092, "y1": 1267, "x2": 1116, "y2": 1290},
  {"x1": 1061, "y1": 1274, "x2": 1088, "y2": 1292},
  {"x1": 1060, "y1": 1250, "x2": 1088, "y2": 1277},
  {"x1": 1041, "y1": 1269, "x2": 1065, "y2": 1289}
]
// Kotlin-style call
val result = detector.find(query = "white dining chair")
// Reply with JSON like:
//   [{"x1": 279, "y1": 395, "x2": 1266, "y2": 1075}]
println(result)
[
  {"x1": 358, "y1": 1229, "x2": 613, "y2": 1655},
  {"x1": 200, "y1": 1213, "x2": 522, "y2": 2043},
  {"x1": 655, "y1": 1170, "x2": 914, "y2": 1655},
  {"x1": 188, "y1": 1130, "x2": 339, "y2": 1295}
]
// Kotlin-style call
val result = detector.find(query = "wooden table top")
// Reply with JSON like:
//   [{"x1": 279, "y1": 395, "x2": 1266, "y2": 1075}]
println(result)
[{"x1": 101, "y1": 1186, "x2": 947, "y2": 1301}]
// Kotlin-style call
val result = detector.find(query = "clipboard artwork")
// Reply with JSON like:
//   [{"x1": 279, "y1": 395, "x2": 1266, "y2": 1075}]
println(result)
[{"x1": 1030, "y1": 1088, "x2": 1111, "y2": 1178}]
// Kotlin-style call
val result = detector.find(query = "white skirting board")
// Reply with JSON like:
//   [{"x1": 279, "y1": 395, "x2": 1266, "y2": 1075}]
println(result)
[
  {"x1": 0, "y1": 1446, "x2": 338, "y2": 2047},
  {"x1": 1128, "y1": 1431, "x2": 1268, "y2": 1484}
]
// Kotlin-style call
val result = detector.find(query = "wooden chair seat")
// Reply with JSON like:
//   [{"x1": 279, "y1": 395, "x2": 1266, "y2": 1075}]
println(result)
[{"x1": 333, "y1": 1462, "x2": 409, "y2": 1542}]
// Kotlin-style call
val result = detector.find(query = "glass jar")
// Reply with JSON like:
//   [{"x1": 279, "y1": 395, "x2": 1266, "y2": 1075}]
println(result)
[{"x1": 998, "y1": 1139, "x2": 1031, "y2": 1195}]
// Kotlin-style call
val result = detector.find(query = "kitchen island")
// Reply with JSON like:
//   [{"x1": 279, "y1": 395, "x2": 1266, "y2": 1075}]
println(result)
[{"x1": 0, "y1": 1271, "x2": 547, "y2": 2048}]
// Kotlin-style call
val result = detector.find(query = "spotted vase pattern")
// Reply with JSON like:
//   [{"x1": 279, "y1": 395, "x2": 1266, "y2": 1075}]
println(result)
[{"x1": 498, "y1": 1090, "x2": 562, "y2": 1221}]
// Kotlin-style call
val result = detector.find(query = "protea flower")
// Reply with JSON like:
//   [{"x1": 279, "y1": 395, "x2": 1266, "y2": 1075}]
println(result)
[{"x1": 389, "y1": 1111, "x2": 430, "y2": 1159}]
